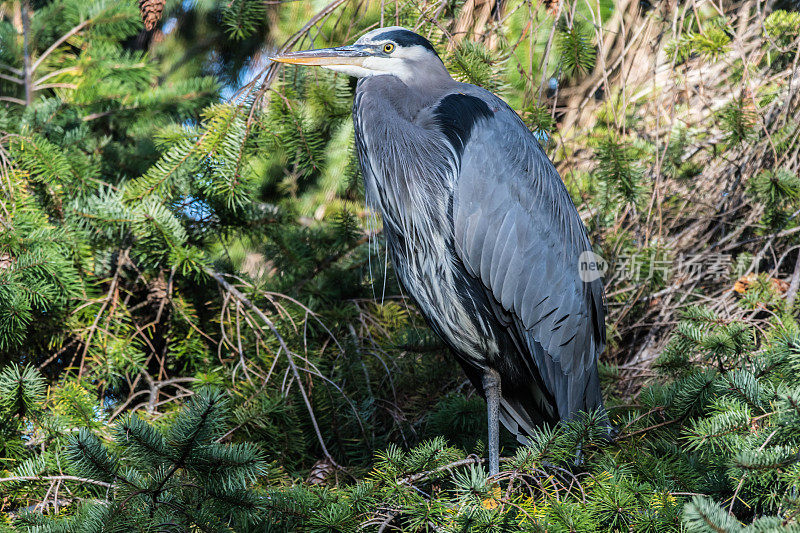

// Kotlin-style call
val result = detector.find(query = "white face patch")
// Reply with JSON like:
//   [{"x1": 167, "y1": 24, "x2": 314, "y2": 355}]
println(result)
[
  {"x1": 323, "y1": 44, "x2": 443, "y2": 83},
  {"x1": 323, "y1": 64, "x2": 376, "y2": 77},
  {"x1": 361, "y1": 48, "x2": 425, "y2": 82}
]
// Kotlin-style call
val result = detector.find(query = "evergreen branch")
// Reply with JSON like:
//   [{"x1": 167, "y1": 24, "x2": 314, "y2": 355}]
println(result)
[
  {"x1": 34, "y1": 66, "x2": 81, "y2": 86},
  {"x1": 0, "y1": 62, "x2": 22, "y2": 76},
  {"x1": 0, "y1": 475, "x2": 113, "y2": 489},
  {"x1": 206, "y1": 268, "x2": 341, "y2": 469},
  {"x1": 33, "y1": 83, "x2": 78, "y2": 91},
  {"x1": 0, "y1": 72, "x2": 22, "y2": 84},
  {"x1": 0, "y1": 96, "x2": 25, "y2": 105},
  {"x1": 31, "y1": 21, "x2": 90, "y2": 74},
  {"x1": 150, "y1": 397, "x2": 216, "y2": 497},
  {"x1": 292, "y1": 234, "x2": 370, "y2": 292},
  {"x1": 401, "y1": 456, "x2": 487, "y2": 485},
  {"x1": 125, "y1": 138, "x2": 199, "y2": 200}
]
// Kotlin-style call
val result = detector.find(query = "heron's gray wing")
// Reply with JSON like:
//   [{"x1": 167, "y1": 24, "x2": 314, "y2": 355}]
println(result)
[{"x1": 443, "y1": 91, "x2": 606, "y2": 420}]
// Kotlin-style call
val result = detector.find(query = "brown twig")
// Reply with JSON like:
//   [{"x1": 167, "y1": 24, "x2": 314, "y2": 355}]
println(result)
[{"x1": 206, "y1": 268, "x2": 342, "y2": 469}]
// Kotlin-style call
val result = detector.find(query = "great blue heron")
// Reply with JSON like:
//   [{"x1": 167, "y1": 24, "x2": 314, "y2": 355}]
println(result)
[{"x1": 272, "y1": 27, "x2": 606, "y2": 476}]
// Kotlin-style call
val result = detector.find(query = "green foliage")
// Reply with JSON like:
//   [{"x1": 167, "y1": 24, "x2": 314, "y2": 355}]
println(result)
[
  {"x1": 520, "y1": 104, "x2": 556, "y2": 139},
  {"x1": 749, "y1": 168, "x2": 800, "y2": 230},
  {"x1": 448, "y1": 40, "x2": 506, "y2": 93},
  {"x1": 592, "y1": 134, "x2": 647, "y2": 209},
  {"x1": 1, "y1": 1, "x2": 800, "y2": 531},
  {"x1": 719, "y1": 97, "x2": 759, "y2": 146},
  {"x1": 221, "y1": 304, "x2": 800, "y2": 531},
  {"x1": 223, "y1": 0, "x2": 266, "y2": 40},
  {"x1": 687, "y1": 25, "x2": 731, "y2": 61},
  {"x1": 765, "y1": 10, "x2": 800, "y2": 48},
  {"x1": 0, "y1": 364, "x2": 46, "y2": 418},
  {"x1": 13, "y1": 390, "x2": 268, "y2": 531},
  {"x1": 665, "y1": 17, "x2": 732, "y2": 63},
  {"x1": 557, "y1": 19, "x2": 597, "y2": 77},
  {"x1": 0, "y1": 173, "x2": 82, "y2": 351}
]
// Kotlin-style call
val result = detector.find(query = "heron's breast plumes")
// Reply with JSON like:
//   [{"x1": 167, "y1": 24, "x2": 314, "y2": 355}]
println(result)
[{"x1": 353, "y1": 82, "x2": 500, "y2": 365}]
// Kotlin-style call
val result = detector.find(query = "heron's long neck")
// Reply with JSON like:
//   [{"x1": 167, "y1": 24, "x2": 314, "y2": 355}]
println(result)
[
  {"x1": 354, "y1": 75, "x2": 460, "y2": 253},
  {"x1": 357, "y1": 74, "x2": 455, "y2": 120}
]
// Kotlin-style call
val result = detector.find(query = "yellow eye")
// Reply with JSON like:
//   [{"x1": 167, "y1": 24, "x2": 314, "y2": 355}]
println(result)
[{"x1": 383, "y1": 43, "x2": 395, "y2": 53}]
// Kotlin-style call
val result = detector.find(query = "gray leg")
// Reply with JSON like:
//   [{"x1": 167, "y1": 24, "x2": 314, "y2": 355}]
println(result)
[{"x1": 482, "y1": 368, "x2": 501, "y2": 477}]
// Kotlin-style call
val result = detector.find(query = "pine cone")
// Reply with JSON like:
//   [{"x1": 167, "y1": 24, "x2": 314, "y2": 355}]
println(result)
[
  {"x1": 0, "y1": 253, "x2": 13, "y2": 271},
  {"x1": 147, "y1": 273, "x2": 168, "y2": 305},
  {"x1": 307, "y1": 458, "x2": 335, "y2": 485},
  {"x1": 139, "y1": 0, "x2": 166, "y2": 31}
]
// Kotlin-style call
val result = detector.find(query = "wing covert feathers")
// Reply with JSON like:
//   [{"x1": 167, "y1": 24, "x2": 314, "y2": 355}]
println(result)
[{"x1": 442, "y1": 89, "x2": 606, "y2": 424}]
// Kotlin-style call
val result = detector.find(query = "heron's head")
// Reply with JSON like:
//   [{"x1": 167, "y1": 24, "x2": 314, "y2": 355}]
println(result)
[{"x1": 270, "y1": 27, "x2": 449, "y2": 84}]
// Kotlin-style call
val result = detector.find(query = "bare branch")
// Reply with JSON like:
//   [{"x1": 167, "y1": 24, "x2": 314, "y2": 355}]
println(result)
[
  {"x1": 32, "y1": 20, "x2": 90, "y2": 74},
  {"x1": 206, "y1": 268, "x2": 341, "y2": 467},
  {"x1": 0, "y1": 475, "x2": 113, "y2": 489}
]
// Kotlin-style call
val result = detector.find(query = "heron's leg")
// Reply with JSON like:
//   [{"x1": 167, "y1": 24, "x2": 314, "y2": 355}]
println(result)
[{"x1": 482, "y1": 368, "x2": 501, "y2": 477}]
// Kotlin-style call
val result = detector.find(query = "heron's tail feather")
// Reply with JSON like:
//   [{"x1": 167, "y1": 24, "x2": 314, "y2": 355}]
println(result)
[
  {"x1": 499, "y1": 400, "x2": 537, "y2": 445},
  {"x1": 498, "y1": 383, "x2": 559, "y2": 444}
]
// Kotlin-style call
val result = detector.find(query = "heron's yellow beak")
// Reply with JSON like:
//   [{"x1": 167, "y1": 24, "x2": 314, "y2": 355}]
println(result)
[{"x1": 270, "y1": 46, "x2": 372, "y2": 67}]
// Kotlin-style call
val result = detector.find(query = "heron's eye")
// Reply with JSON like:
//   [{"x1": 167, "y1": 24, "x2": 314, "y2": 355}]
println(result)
[{"x1": 383, "y1": 43, "x2": 395, "y2": 54}]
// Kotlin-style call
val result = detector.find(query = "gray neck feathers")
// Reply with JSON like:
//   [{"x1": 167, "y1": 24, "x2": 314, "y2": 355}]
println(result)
[
  {"x1": 357, "y1": 74, "x2": 455, "y2": 121},
  {"x1": 354, "y1": 75, "x2": 460, "y2": 261}
]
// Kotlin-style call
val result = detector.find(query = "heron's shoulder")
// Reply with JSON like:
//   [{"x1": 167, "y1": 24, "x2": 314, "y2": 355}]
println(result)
[
  {"x1": 426, "y1": 84, "x2": 540, "y2": 163},
  {"x1": 435, "y1": 84, "x2": 531, "y2": 131},
  {"x1": 445, "y1": 82, "x2": 500, "y2": 102}
]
